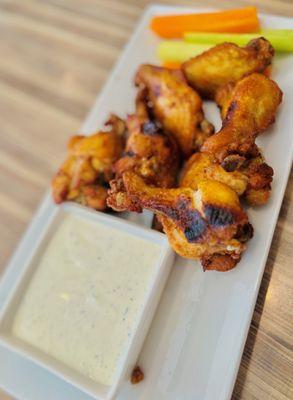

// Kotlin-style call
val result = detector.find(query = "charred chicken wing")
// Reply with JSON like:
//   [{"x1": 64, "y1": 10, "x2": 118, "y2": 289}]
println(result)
[
  {"x1": 52, "y1": 115, "x2": 125, "y2": 210},
  {"x1": 107, "y1": 114, "x2": 180, "y2": 212},
  {"x1": 122, "y1": 171, "x2": 253, "y2": 271},
  {"x1": 182, "y1": 37, "x2": 274, "y2": 99},
  {"x1": 209, "y1": 74, "x2": 278, "y2": 205},
  {"x1": 183, "y1": 73, "x2": 280, "y2": 206},
  {"x1": 201, "y1": 73, "x2": 282, "y2": 162},
  {"x1": 135, "y1": 64, "x2": 214, "y2": 157}
]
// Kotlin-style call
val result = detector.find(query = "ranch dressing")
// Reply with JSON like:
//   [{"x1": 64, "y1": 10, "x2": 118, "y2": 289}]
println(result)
[{"x1": 12, "y1": 214, "x2": 161, "y2": 386}]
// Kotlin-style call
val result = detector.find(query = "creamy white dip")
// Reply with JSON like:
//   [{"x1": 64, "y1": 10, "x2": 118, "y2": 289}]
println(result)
[{"x1": 12, "y1": 214, "x2": 161, "y2": 386}]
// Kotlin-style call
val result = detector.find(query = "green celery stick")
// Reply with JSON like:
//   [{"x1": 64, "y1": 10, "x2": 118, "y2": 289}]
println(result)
[
  {"x1": 183, "y1": 30, "x2": 293, "y2": 52},
  {"x1": 157, "y1": 41, "x2": 212, "y2": 63}
]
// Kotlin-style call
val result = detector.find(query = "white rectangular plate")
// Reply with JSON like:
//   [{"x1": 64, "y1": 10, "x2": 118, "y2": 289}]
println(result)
[{"x1": 0, "y1": 4, "x2": 292, "y2": 400}]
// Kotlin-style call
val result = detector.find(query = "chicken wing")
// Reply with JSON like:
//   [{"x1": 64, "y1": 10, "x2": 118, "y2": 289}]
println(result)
[
  {"x1": 107, "y1": 114, "x2": 180, "y2": 212},
  {"x1": 182, "y1": 73, "x2": 279, "y2": 207},
  {"x1": 182, "y1": 37, "x2": 274, "y2": 99},
  {"x1": 201, "y1": 73, "x2": 282, "y2": 162},
  {"x1": 135, "y1": 64, "x2": 214, "y2": 157},
  {"x1": 52, "y1": 114, "x2": 125, "y2": 210},
  {"x1": 207, "y1": 75, "x2": 276, "y2": 205},
  {"x1": 122, "y1": 171, "x2": 252, "y2": 271}
]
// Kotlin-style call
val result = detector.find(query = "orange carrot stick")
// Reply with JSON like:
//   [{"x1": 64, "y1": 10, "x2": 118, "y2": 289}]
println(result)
[
  {"x1": 150, "y1": 7, "x2": 260, "y2": 38},
  {"x1": 162, "y1": 62, "x2": 182, "y2": 69}
]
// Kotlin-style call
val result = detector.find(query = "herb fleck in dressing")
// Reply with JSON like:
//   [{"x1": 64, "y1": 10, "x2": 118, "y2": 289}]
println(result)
[{"x1": 12, "y1": 214, "x2": 161, "y2": 385}]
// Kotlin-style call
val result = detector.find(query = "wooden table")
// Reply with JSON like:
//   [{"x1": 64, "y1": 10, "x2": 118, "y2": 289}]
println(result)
[{"x1": 0, "y1": 1, "x2": 292, "y2": 399}]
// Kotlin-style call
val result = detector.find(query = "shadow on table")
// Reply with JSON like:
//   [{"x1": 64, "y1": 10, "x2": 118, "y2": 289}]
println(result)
[{"x1": 231, "y1": 173, "x2": 292, "y2": 399}]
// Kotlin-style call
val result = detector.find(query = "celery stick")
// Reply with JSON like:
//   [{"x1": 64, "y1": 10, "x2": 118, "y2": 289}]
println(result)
[
  {"x1": 184, "y1": 32, "x2": 252, "y2": 45},
  {"x1": 261, "y1": 29, "x2": 293, "y2": 36},
  {"x1": 157, "y1": 41, "x2": 212, "y2": 63},
  {"x1": 184, "y1": 30, "x2": 293, "y2": 52}
]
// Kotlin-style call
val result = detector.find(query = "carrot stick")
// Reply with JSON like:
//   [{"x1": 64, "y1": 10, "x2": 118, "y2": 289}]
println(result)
[
  {"x1": 162, "y1": 62, "x2": 182, "y2": 69},
  {"x1": 150, "y1": 7, "x2": 260, "y2": 38}
]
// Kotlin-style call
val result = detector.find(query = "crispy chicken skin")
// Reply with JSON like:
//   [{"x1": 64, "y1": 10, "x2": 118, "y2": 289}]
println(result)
[
  {"x1": 182, "y1": 38, "x2": 274, "y2": 99},
  {"x1": 107, "y1": 115, "x2": 180, "y2": 212},
  {"x1": 135, "y1": 64, "x2": 214, "y2": 157},
  {"x1": 215, "y1": 82, "x2": 236, "y2": 119},
  {"x1": 201, "y1": 73, "x2": 282, "y2": 162},
  {"x1": 211, "y1": 76, "x2": 276, "y2": 205},
  {"x1": 241, "y1": 154, "x2": 274, "y2": 206},
  {"x1": 52, "y1": 114, "x2": 125, "y2": 210},
  {"x1": 180, "y1": 153, "x2": 249, "y2": 196},
  {"x1": 122, "y1": 171, "x2": 253, "y2": 271},
  {"x1": 181, "y1": 151, "x2": 274, "y2": 207}
]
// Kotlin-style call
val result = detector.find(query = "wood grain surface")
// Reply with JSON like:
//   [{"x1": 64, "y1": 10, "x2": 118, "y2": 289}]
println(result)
[{"x1": 0, "y1": 1, "x2": 292, "y2": 399}]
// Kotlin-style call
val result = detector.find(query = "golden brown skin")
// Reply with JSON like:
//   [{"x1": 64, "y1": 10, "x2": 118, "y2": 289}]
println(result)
[
  {"x1": 215, "y1": 82, "x2": 236, "y2": 119},
  {"x1": 135, "y1": 64, "x2": 214, "y2": 157},
  {"x1": 52, "y1": 114, "x2": 125, "y2": 210},
  {"x1": 200, "y1": 73, "x2": 280, "y2": 206},
  {"x1": 182, "y1": 38, "x2": 274, "y2": 99},
  {"x1": 201, "y1": 73, "x2": 282, "y2": 163},
  {"x1": 160, "y1": 217, "x2": 246, "y2": 272},
  {"x1": 122, "y1": 171, "x2": 253, "y2": 271},
  {"x1": 180, "y1": 153, "x2": 249, "y2": 196},
  {"x1": 180, "y1": 151, "x2": 274, "y2": 206},
  {"x1": 107, "y1": 114, "x2": 180, "y2": 212},
  {"x1": 212, "y1": 77, "x2": 276, "y2": 205}
]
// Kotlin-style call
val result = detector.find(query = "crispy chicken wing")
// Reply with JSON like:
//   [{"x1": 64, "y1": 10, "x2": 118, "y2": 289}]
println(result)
[
  {"x1": 180, "y1": 73, "x2": 280, "y2": 207},
  {"x1": 52, "y1": 114, "x2": 125, "y2": 210},
  {"x1": 107, "y1": 114, "x2": 180, "y2": 212},
  {"x1": 135, "y1": 64, "x2": 214, "y2": 157},
  {"x1": 182, "y1": 38, "x2": 274, "y2": 99},
  {"x1": 201, "y1": 73, "x2": 282, "y2": 162},
  {"x1": 210, "y1": 75, "x2": 276, "y2": 205},
  {"x1": 182, "y1": 73, "x2": 279, "y2": 207},
  {"x1": 122, "y1": 171, "x2": 252, "y2": 271}
]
